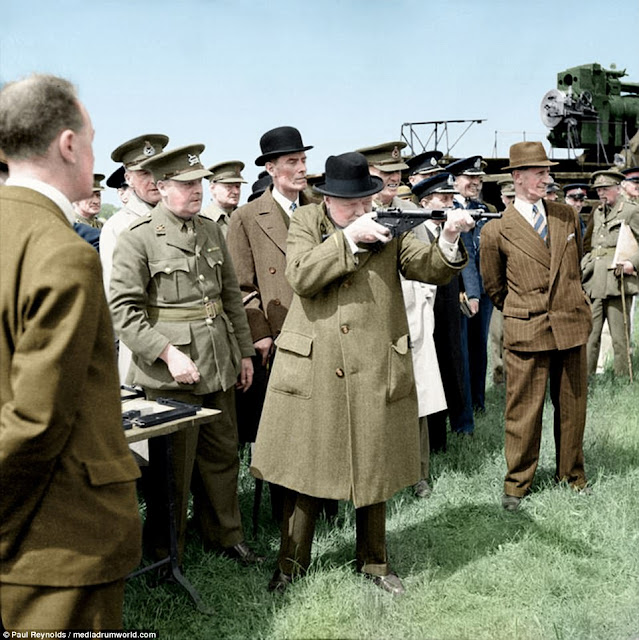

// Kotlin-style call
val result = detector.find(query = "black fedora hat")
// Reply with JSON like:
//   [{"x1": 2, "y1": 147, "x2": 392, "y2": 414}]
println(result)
[
  {"x1": 255, "y1": 126, "x2": 313, "y2": 166},
  {"x1": 313, "y1": 152, "x2": 384, "y2": 198}
]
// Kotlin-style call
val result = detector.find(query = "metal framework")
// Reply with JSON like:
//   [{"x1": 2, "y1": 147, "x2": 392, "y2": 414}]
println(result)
[{"x1": 400, "y1": 119, "x2": 485, "y2": 157}]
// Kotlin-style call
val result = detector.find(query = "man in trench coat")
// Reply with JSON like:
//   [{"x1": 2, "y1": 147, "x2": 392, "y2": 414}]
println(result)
[{"x1": 251, "y1": 152, "x2": 472, "y2": 595}]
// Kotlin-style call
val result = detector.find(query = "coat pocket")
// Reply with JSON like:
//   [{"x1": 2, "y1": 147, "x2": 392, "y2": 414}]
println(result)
[
  {"x1": 271, "y1": 331, "x2": 313, "y2": 398},
  {"x1": 387, "y1": 334, "x2": 415, "y2": 403},
  {"x1": 148, "y1": 257, "x2": 190, "y2": 303},
  {"x1": 84, "y1": 454, "x2": 141, "y2": 486}
]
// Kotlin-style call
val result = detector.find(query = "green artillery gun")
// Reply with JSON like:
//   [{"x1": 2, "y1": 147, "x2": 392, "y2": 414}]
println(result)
[{"x1": 540, "y1": 63, "x2": 639, "y2": 163}]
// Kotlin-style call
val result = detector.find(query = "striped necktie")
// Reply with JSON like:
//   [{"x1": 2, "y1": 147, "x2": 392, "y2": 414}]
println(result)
[
  {"x1": 290, "y1": 202, "x2": 297, "y2": 214},
  {"x1": 532, "y1": 204, "x2": 547, "y2": 242}
]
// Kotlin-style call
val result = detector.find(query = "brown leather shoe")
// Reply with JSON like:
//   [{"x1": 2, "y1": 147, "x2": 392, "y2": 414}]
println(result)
[
  {"x1": 501, "y1": 494, "x2": 522, "y2": 511},
  {"x1": 365, "y1": 571, "x2": 405, "y2": 595},
  {"x1": 413, "y1": 479, "x2": 432, "y2": 499},
  {"x1": 221, "y1": 541, "x2": 265, "y2": 565},
  {"x1": 267, "y1": 569, "x2": 294, "y2": 593}
]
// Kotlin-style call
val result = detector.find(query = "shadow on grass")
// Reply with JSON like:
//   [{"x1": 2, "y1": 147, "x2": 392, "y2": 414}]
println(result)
[{"x1": 387, "y1": 502, "x2": 595, "y2": 579}]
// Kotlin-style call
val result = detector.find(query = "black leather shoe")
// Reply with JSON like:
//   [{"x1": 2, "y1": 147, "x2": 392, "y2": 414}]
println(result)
[
  {"x1": 267, "y1": 569, "x2": 294, "y2": 593},
  {"x1": 365, "y1": 571, "x2": 405, "y2": 595},
  {"x1": 221, "y1": 541, "x2": 265, "y2": 565},
  {"x1": 501, "y1": 494, "x2": 521, "y2": 511}
]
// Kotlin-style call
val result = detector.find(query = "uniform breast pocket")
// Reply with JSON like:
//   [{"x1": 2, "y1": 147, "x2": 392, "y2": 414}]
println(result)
[
  {"x1": 203, "y1": 247, "x2": 224, "y2": 289},
  {"x1": 149, "y1": 258, "x2": 190, "y2": 303},
  {"x1": 271, "y1": 331, "x2": 313, "y2": 398},
  {"x1": 387, "y1": 334, "x2": 415, "y2": 403}
]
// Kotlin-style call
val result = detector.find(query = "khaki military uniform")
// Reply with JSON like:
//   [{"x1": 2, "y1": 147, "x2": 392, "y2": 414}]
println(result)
[
  {"x1": 200, "y1": 202, "x2": 232, "y2": 237},
  {"x1": 582, "y1": 199, "x2": 639, "y2": 375},
  {"x1": 109, "y1": 202, "x2": 255, "y2": 557}
]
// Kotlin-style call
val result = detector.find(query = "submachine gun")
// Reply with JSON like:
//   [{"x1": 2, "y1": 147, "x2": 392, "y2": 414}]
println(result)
[
  {"x1": 122, "y1": 397, "x2": 200, "y2": 430},
  {"x1": 374, "y1": 207, "x2": 502, "y2": 238}
]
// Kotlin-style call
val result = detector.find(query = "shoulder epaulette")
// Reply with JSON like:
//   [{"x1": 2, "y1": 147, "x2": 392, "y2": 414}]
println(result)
[{"x1": 129, "y1": 214, "x2": 153, "y2": 230}]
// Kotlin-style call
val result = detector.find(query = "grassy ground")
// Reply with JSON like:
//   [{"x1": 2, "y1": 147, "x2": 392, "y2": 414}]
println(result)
[{"x1": 124, "y1": 314, "x2": 639, "y2": 640}]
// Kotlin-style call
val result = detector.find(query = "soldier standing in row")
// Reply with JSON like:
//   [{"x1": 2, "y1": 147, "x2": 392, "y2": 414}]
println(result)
[
  {"x1": 581, "y1": 170, "x2": 639, "y2": 376},
  {"x1": 72, "y1": 173, "x2": 105, "y2": 229},
  {"x1": 109, "y1": 145, "x2": 262, "y2": 565},
  {"x1": 201, "y1": 160, "x2": 246, "y2": 236}
]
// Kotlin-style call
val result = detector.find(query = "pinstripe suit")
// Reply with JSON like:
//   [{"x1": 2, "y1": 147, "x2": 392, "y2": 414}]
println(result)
[{"x1": 480, "y1": 200, "x2": 592, "y2": 497}]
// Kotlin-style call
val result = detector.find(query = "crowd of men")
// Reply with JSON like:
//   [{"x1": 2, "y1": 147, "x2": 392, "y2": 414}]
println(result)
[{"x1": 1, "y1": 73, "x2": 638, "y2": 631}]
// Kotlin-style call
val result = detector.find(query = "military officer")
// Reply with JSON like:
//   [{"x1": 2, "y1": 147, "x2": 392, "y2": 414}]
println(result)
[
  {"x1": 621, "y1": 167, "x2": 639, "y2": 203},
  {"x1": 109, "y1": 144, "x2": 262, "y2": 565},
  {"x1": 100, "y1": 134, "x2": 169, "y2": 382},
  {"x1": 200, "y1": 160, "x2": 246, "y2": 236},
  {"x1": 252, "y1": 151, "x2": 473, "y2": 595},
  {"x1": 581, "y1": 170, "x2": 639, "y2": 376},
  {"x1": 356, "y1": 140, "x2": 417, "y2": 209},
  {"x1": 72, "y1": 173, "x2": 105, "y2": 228}
]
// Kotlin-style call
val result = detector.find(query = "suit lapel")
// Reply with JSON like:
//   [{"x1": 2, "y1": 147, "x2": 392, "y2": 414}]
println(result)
[
  {"x1": 547, "y1": 201, "x2": 571, "y2": 289},
  {"x1": 502, "y1": 204, "x2": 551, "y2": 269},
  {"x1": 256, "y1": 191, "x2": 289, "y2": 254}
]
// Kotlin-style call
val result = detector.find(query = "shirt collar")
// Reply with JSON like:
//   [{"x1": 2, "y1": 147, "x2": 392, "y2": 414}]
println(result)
[
  {"x1": 514, "y1": 197, "x2": 545, "y2": 225},
  {"x1": 271, "y1": 186, "x2": 299, "y2": 217},
  {"x1": 5, "y1": 177, "x2": 75, "y2": 224}
]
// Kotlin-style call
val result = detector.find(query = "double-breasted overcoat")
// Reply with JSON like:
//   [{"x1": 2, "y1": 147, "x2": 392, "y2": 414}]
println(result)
[{"x1": 251, "y1": 203, "x2": 467, "y2": 508}]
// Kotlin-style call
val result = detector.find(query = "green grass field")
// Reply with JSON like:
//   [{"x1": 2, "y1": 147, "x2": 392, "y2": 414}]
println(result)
[{"x1": 124, "y1": 315, "x2": 639, "y2": 640}]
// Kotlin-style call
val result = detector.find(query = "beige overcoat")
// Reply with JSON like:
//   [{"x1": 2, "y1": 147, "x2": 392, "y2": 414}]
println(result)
[
  {"x1": 0, "y1": 186, "x2": 142, "y2": 587},
  {"x1": 250, "y1": 203, "x2": 467, "y2": 507}
]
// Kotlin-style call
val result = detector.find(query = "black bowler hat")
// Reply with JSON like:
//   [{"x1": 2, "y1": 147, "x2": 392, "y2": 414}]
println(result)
[
  {"x1": 411, "y1": 172, "x2": 457, "y2": 201},
  {"x1": 247, "y1": 174, "x2": 273, "y2": 202},
  {"x1": 106, "y1": 165, "x2": 127, "y2": 189},
  {"x1": 313, "y1": 152, "x2": 384, "y2": 198},
  {"x1": 406, "y1": 151, "x2": 444, "y2": 176},
  {"x1": 255, "y1": 126, "x2": 313, "y2": 166}
]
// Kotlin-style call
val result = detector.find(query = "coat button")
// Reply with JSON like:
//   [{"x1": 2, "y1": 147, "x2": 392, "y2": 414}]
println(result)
[
  {"x1": 204, "y1": 296, "x2": 210, "y2": 302},
  {"x1": 343, "y1": 281, "x2": 351, "y2": 288},
  {"x1": 164, "y1": 267, "x2": 171, "y2": 274},
  {"x1": 341, "y1": 325, "x2": 349, "y2": 334},
  {"x1": 199, "y1": 274, "x2": 205, "y2": 281},
  {"x1": 335, "y1": 368, "x2": 345, "y2": 378},
  {"x1": 269, "y1": 267, "x2": 277, "y2": 274},
  {"x1": 273, "y1": 298, "x2": 281, "y2": 306},
  {"x1": 205, "y1": 318, "x2": 213, "y2": 325}
]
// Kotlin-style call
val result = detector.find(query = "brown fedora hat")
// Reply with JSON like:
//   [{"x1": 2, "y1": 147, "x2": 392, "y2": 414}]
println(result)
[{"x1": 502, "y1": 142, "x2": 558, "y2": 171}]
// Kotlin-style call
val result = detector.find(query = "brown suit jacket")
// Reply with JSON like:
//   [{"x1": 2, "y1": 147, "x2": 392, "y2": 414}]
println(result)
[
  {"x1": 480, "y1": 200, "x2": 592, "y2": 352},
  {"x1": 226, "y1": 186, "x2": 318, "y2": 342},
  {"x1": 0, "y1": 186, "x2": 142, "y2": 587}
]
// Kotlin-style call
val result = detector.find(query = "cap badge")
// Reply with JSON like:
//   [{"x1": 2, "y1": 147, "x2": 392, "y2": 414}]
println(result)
[
  {"x1": 391, "y1": 146, "x2": 400, "y2": 160},
  {"x1": 430, "y1": 157, "x2": 438, "y2": 167},
  {"x1": 447, "y1": 174, "x2": 455, "y2": 186},
  {"x1": 143, "y1": 141, "x2": 156, "y2": 157},
  {"x1": 187, "y1": 153, "x2": 199, "y2": 167},
  {"x1": 473, "y1": 158, "x2": 482, "y2": 170}
]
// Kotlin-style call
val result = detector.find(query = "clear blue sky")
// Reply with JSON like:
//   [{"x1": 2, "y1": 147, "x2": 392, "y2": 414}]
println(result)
[{"x1": 2, "y1": 0, "x2": 638, "y2": 205}]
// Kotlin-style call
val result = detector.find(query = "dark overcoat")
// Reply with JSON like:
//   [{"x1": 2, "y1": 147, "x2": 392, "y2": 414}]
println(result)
[{"x1": 251, "y1": 203, "x2": 467, "y2": 507}]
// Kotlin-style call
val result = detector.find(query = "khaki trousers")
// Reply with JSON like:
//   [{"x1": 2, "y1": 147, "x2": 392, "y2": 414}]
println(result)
[
  {"x1": 504, "y1": 345, "x2": 587, "y2": 497},
  {"x1": 278, "y1": 489, "x2": 388, "y2": 577},
  {"x1": 142, "y1": 387, "x2": 243, "y2": 561},
  {"x1": 587, "y1": 296, "x2": 633, "y2": 376},
  {"x1": 1, "y1": 579, "x2": 125, "y2": 632}
]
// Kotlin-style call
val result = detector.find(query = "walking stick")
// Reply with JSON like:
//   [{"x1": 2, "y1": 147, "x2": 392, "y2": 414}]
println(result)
[{"x1": 616, "y1": 268, "x2": 633, "y2": 382}]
